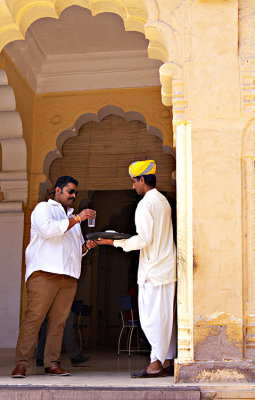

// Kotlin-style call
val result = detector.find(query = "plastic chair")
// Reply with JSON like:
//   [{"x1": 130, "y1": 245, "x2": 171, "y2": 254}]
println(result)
[
  {"x1": 72, "y1": 300, "x2": 93, "y2": 350},
  {"x1": 118, "y1": 294, "x2": 140, "y2": 356}
]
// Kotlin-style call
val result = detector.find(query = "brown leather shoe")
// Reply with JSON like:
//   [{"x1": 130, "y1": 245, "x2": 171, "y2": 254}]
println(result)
[
  {"x1": 45, "y1": 362, "x2": 70, "y2": 376},
  {"x1": 11, "y1": 364, "x2": 26, "y2": 378}
]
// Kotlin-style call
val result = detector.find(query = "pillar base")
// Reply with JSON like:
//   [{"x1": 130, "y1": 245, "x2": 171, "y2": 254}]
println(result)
[{"x1": 175, "y1": 359, "x2": 255, "y2": 383}]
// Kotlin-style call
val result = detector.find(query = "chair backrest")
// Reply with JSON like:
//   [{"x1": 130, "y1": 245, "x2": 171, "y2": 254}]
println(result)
[
  {"x1": 81, "y1": 305, "x2": 93, "y2": 316},
  {"x1": 72, "y1": 300, "x2": 83, "y2": 314},
  {"x1": 119, "y1": 294, "x2": 132, "y2": 311}
]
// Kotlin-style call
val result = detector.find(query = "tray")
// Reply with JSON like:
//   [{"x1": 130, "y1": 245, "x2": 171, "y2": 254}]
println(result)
[{"x1": 86, "y1": 231, "x2": 131, "y2": 241}]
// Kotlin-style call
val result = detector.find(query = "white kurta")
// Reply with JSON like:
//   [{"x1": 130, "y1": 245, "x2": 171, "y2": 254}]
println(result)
[
  {"x1": 114, "y1": 188, "x2": 177, "y2": 363},
  {"x1": 114, "y1": 188, "x2": 176, "y2": 286}
]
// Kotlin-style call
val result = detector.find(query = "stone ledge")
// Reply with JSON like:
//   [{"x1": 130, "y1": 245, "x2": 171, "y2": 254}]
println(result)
[{"x1": 0, "y1": 386, "x2": 200, "y2": 400}]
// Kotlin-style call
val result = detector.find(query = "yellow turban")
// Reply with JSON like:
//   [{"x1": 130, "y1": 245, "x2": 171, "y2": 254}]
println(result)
[{"x1": 129, "y1": 160, "x2": 156, "y2": 178}]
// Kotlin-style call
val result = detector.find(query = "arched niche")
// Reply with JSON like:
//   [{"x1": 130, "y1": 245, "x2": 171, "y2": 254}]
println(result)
[{"x1": 40, "y1": 105, "x2": 176, "y2": 198}]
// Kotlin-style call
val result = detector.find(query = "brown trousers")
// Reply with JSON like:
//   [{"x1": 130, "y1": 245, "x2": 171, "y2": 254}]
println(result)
[{"x1": 15, "y1": 271, "x2": 77, "y2": 368}]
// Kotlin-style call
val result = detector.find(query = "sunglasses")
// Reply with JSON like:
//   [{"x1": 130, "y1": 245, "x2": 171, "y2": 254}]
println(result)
[{"x1": 68, "y1": 189, "x2": 79, "y2": 195}]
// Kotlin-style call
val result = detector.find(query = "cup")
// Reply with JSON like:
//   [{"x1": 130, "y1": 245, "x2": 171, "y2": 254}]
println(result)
[{"x1": 88, "y1": 216, "x2": 96, "y2": 227}]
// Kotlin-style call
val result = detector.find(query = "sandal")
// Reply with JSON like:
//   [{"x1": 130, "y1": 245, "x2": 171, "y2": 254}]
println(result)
[
  {"x1": 130, "y1": 367, "x2": 164, "y2": 378},
  {"x1": 162, "y1": 364, "x2": 174, "y2": 376}
]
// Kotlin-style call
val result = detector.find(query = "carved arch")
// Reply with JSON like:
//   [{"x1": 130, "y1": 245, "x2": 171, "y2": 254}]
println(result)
[
  {"x1": 39, "y1": 105, "x2": 176, "y2": 198},
  {"x1": 0, "y1": 0, "x2": 185, "y2": 108}
]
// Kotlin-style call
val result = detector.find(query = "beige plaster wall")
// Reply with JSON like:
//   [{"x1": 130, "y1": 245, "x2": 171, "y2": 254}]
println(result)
[
  {"x1": 192, "y1": 125, "x2": 243, "y2": 360},
  {"x1": 187, "y1": 0, "x2": 245, "y2": 361}
]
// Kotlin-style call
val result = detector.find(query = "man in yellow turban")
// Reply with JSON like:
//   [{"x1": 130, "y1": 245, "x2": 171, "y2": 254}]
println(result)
[
  {"x1": 128, "y1": 159, "x2": 156, "y2": 179},
  {"x1": 97, "y1": 160, "x2": 177, "y2": 378}
]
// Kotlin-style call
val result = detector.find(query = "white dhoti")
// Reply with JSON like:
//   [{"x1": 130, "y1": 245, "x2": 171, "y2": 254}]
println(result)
[{"x1": 138, "y1": 280, "x2": 176, "y2": 364}]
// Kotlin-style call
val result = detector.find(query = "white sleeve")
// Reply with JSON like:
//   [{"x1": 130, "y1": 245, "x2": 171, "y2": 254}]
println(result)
[
  {"x1": 31, "y1": 203, "x2": 69, "y2": 239},
  {"x1": 78, "y1": 223, "x2": 85, "y2": 245},
  {"x1": 113, "y1": 202, "x2": 153, "y2": 252}
]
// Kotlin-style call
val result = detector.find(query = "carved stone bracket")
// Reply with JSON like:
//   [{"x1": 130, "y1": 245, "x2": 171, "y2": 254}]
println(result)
[
  {"x1": 0, "y1": 69, "x2": 28, "y2": 206},
  {"x1": 159, "y1": 62, "x2": 186, "y2": 143}
]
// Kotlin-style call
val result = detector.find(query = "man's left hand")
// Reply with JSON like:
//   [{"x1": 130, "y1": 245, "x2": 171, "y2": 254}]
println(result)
[
  {"x1": 95, "y1": 238, "x2": 114, "y2": 246},
  {"x1": 86, "y1": 240, "x2": 98, "y2": 249},
  {"x1": 82, "y1": 241, "x2": 97, "y2": 253}
]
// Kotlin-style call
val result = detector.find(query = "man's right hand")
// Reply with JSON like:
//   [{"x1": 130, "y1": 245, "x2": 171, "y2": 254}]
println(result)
[{"x1": 78, "y1": 209, "x2": 96, "y2": 222}]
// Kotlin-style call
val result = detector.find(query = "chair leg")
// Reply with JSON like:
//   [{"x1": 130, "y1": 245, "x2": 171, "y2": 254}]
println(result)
[
  {"x1": 136, "y1": 327, "x2": 139, "y2": 353},
  {"x1": 118, "y1": 326, "x2": 125, "y2": 356},
  {"x1": 77, "y1": 313, "x2": 82, "y2": 351},
  {"x1": 128, "y1": 327, "x2": 134, "y2": 357},
  {"x1": 127, "y1": 327, "x2": 133, "y2": 354}
]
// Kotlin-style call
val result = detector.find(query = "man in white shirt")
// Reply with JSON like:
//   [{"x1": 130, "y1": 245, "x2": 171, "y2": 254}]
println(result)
[
  {"x1": 97, "y1": 160, "x2": 176, "y2": 378},
  {"x1": 12, "y1": 176, "x2": 97, "y2": 378}
]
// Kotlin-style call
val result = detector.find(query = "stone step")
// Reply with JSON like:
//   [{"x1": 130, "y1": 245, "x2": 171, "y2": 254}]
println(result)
[{"x1": 0, "y1": 385, "x2": 200, "y2": 400}]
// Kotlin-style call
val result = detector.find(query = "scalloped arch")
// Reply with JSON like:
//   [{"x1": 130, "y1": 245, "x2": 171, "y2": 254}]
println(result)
[
  {"x1": 39, "y1": 105, "x2": 176, "y2": 198},
  {"x1": 0, "y1": 0, "x2": 183, "y2": 106}
]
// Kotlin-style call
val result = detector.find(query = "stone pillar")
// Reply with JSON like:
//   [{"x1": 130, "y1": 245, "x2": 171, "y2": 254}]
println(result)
[
  {"x1": 0, "y1": 68, "x2": 27, "y2": 347},
  {"x1": 0, "y1": 202, "x2": 24, "y2": 347},
  {"x1": 174, "y1": 121, "x2": 194, "y2": 379}
]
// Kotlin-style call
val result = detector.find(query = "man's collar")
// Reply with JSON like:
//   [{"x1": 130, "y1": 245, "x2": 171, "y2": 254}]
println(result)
[
  {"x1": 144, "y1": 188, "x2": 157, "y2": 198},
  {"x1": 48, "y1": 199, "x2": 74, "y2": 215}
]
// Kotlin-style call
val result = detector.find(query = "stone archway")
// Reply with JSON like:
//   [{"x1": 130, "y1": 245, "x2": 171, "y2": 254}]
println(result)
[
  {"x1": 0, "y1": 0, "x2": 194, "y2": 367},
  {"x1": 40, "y1": 105, "x2": 176, "y2": 197},
  {"x1": 0, "y1": 1, "x2": 187, "y2": 111},
  {"x1": 242, "y1": 119, "x2": 255, "y2": 360},
  {"x1": 39, "y1": 105, "x2": 194, "y2": 369},
  {"x1": 43, "y1": 105, "x2": 177, "y2": 347}
]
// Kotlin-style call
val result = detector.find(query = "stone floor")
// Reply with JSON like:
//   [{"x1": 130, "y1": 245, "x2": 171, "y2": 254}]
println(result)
[
  {"x1": 0, "y1": 347, "x2": 174, "y2": 387},
  {"x1": 1, "y1": 348, "x2": 255, "y2": 399}
]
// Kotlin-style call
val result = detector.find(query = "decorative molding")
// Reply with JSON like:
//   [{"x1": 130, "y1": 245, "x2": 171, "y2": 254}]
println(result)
[
  {"x1": 0, "y1": 69, "x2": 28, "y2": 205},
  {"x1": 240, "y1": 60, "x2": 255, "y2": 114},
  {"x1": 6, "y1": 47, "x2": 162, "y2": 93},
  {"x1": 159, "y1": 63, "x2": 186, "y2": 128}
]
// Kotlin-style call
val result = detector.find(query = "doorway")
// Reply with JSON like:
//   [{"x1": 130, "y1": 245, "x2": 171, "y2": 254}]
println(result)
[
  {"x1": 77, "y1": 189, "x2": 140, "y2": 348},
  {"x1": 47, "y1": 111, "x2": 176, "y2": 353}
]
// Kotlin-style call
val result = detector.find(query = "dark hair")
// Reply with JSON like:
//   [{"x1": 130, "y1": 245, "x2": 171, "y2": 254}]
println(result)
[
  {"x1": 136, "y1": 174, "x2": 156, "y2": 188},
  {"x1": 54, "y1": 176, "x2": 78, "y2": 190}
]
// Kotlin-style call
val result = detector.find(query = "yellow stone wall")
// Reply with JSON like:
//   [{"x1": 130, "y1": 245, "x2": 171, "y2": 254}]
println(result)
[{"x1": 187, "y1": 1, "x2": 245, "y2": 363}]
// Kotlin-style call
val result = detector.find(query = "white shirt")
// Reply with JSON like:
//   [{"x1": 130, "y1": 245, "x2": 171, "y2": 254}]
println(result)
[
  {"x1": 25, "y1": 199, "x2": 84, "y2": 281},
  {"x1": 113, "y1": 188, "x2": 176, "y2": 287}
]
